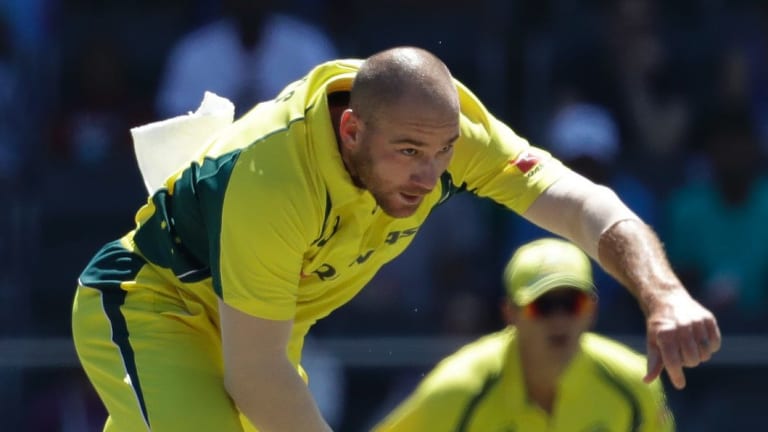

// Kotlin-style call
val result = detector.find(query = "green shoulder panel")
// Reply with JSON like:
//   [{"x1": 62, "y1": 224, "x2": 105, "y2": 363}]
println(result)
[
  {"x1": 79, "y1": 240, "x2": 146, "y2": 290},
  {"x1": 133, "y1": 150, "x2": 241, "y2": 284}
]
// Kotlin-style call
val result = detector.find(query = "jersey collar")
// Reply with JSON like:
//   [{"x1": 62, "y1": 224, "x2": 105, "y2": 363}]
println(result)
[{"x1": 305, "y1": 74, "x2": 377, "y2": 210}]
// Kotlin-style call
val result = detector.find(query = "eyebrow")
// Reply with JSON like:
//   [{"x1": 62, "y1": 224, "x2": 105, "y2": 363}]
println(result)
[{"x1": 390, "y1": 133, "x2": 460, "y2": 147}]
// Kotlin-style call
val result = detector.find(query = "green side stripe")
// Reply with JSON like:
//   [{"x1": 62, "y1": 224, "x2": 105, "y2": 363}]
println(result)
[
  {"x1": 78, "y1": 241, "x2": 149, "y2": 426},
  {"x1": 456, "y1": 373, "x2": 501, "y2": 432},
  {"x1": 594, "y1": 362, "x2": 642, "y2": 431},
  {"x1": 98, "y1": 287, "x2": 151, "y2": 429}
]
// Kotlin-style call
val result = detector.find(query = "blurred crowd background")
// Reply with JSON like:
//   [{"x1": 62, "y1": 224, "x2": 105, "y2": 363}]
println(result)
[{"x1": 2, "y1": 0, "x2": 768, "y2": 430}]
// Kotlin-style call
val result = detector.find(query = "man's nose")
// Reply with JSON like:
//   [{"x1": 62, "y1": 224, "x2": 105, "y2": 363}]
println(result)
[{"x1": 410, "y1": 159, "x2": 440, "y2": 191}]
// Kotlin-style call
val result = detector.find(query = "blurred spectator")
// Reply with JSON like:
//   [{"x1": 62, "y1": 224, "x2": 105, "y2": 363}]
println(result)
[
  {"x1": 604, "y1": 0, "x2": 692, "y2": 172},
  {"x1": 49, "y1": 33, "x2": 147, "y2": 165},
  {"x1": 155, "y1": 0, "x2": 338, "y2": 118},
  {"x1": 0, "y1": 0, "x2": 56, "y2": 53},
  {"x1": 546, "y1": 0, "x2": 696, "y2": 193},
  {"x1": 25, "y1": 369, "x2": 106, "y2": 432},
  {"x1": 39, "y1": 28, "x2": 149, "y2": 335},
  {"x1": 504, "y1": 100, "x2": 655, "y2": 333},
  {"x1": 0, "y1": 15, "x2": 45, "y2": 430},
  {"x1": 343, "y1": 0, "x2": 510, "y2": 119},
  {"x1": 663, "y1": 109, "x2": 768, "y2": 333},
  {"x1": 0, "y1": 10, "x2": 33, "y2": 340},
  {"x1": 547, "y1": 101, "x2": 658, "y2": 229},
  {"x1": 716, "y1": 2, "x2": 768, "y2": 152},
  {"x1": 0, "y1": 13, "x2": 23, "y2": 182}
]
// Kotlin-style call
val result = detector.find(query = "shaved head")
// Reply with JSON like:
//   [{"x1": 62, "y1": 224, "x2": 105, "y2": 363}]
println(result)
[
  {"x1": 350, "y1": 47, "x2": 460, "y2": 126},
  {"x1": 338, "y1": 47, "x2": 461, "y2": 218}
]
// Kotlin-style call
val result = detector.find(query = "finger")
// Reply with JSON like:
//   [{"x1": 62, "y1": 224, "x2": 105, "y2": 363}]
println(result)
[
  {"x1": 692, "y1": 320, "x2": 712, "y2": 362},
  {"x1": 705, "y1": 316, "x2": 722, "y2": 353},
  {"x1": 657, "y1": 335, "x2": 686, "y2": 389},
  {"x1": 644, "y1": 346, "x2": 664, "y2": 384},
  {"x1": 678, "y1": 324, "x2": 701, "y2": 368}
]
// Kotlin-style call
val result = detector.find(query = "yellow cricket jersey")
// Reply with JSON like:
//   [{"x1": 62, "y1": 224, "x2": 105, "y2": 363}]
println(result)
[
  {"x1": 79, "y1": 59, "x2": 565, "y2": 364},
  {"x1": 374, "y1": 328, "x2": 674, "y2": 432}
]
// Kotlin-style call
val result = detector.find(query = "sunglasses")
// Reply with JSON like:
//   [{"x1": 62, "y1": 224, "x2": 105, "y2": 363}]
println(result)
[{"x1": 522, "y1": 290, "x2": 595, "y2": 319}]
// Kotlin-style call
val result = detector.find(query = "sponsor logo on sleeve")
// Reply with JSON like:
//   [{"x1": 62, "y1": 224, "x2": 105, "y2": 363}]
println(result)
[{"x1": 509, "y1": 151, "x2": 542, "y2": 176}]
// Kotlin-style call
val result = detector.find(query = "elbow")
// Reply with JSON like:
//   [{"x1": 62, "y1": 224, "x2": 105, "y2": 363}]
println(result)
[
  {"x1": 223, "y1": 365, "x2": 271, "y2": 426},
  {"x1": 223, "y1": 369, "x2": 243, "y2": 403},
  {"x1": 223, "y1": 360, "x2": 261, "y2": 407}
]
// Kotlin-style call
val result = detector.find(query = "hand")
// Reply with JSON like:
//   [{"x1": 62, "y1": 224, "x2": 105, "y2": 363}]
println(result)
[{"x1": 642, "y1": 289, "x2": 721, "y2": 389}]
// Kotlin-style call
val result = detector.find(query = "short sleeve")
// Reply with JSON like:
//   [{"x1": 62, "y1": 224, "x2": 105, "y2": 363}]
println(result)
[
  {"x1": 448, "y1": 83, "x2": 566, "y2": 214},
  {"x1": 216, "y1": 147, "x2": 317, "y2": 320},
  {"x1": 637, "y1": 378, "x2": 675, "y2": 432},
  {"x1": 373, "y1": 381, "x2": 471, "y2": 432}
]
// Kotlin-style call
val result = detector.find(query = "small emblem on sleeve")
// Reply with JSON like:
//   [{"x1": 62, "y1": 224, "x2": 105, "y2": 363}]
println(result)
[{"x1": 510, "y1": 151, "x2": 540, "y2": 174}]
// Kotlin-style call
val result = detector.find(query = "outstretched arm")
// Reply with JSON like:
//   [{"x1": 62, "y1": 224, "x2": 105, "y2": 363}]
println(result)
[
  {"x1": 522, "y1": 169, "x2": 721, "y2": 389},
  {"x1": 219, "y1": 300, "x2": 333, "y2": 431},
  {"x1": 597, "y1": 220, "x2": 720, "y2": 389}
]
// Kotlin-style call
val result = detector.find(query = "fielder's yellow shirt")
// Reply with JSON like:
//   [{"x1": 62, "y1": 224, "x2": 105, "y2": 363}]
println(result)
[
  {"x1": 374, "y1": 328, "x2": 674, "y2": 432},
  {"x1": 79, "y1": 59, "x2": 564, "y2": 365}
]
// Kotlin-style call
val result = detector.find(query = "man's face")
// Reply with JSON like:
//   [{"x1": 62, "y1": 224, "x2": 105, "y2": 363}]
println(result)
[
  {"x1": 512, "y1": 288, "x2": 596, "y2": 367},
  {"x1": 341, "y1": 99, "x2": 460, "y2": 218}
]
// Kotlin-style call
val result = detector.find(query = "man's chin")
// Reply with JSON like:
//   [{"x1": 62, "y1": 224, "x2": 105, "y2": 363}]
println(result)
[{"x1": 379, "y1": 203, "x2": 420, "y2": 218}]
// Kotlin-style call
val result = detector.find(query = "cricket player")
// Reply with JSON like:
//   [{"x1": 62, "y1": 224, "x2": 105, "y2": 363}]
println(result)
[
  {"x1": 72, "y1": 46, "x2": 719, "y2": 431},
  {"x1": 374, "y1": 238, "x2": 674, "y2": 432}
]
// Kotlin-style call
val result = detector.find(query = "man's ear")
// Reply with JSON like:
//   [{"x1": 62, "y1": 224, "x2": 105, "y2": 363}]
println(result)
[
  {"x1": 339, "y1": 109, "x2": 360, "y2": 150},
  {"x1": 501, "y1": 299, "x2": 518, "y2": 326},
  {"x1": 586, "y1": 298, "x2": 598, "y2": 329}
]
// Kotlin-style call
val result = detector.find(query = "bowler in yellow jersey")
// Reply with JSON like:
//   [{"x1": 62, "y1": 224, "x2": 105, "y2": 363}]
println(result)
[
  {"x1": 72, "y1": 47, "x2": 718, "y2": 431},
  {"x1": 374, "y1": 238, "x2": 674, "y2": 432}
]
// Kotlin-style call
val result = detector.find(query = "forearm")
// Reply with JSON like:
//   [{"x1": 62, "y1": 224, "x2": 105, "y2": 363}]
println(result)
[
  {"x1": 597, "y1": 219, "x2": 686, "y2": 315},
  {"x1": 523, "y1": 171, "x2": 690, "y2": 315},
  {"x1": 524, "y1": 171, "x2": 720, "y2": 388},
  {"x1": 225, "y1": 357, "x2": 332, "y2": 432},
  {"x1": 218, "y1": 300, "x2": 332, "y2": 431}
]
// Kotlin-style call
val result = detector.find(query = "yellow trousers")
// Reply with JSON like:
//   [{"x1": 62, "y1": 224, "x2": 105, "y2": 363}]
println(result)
[{"x1": 72, "y1": 278, "x2": 258, "y2": 432}]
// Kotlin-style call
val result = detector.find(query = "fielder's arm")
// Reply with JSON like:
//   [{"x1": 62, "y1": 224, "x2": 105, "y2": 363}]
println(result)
[
  {"x1": 522, "y1": 168, "x2": 721, "y2": 389},
  {"x1": 219, "y1": 300, "x2": 333, "y2": 431}
]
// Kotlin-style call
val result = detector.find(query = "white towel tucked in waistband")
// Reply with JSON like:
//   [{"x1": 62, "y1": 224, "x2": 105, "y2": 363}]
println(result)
[{"x1": 131, "y1": 91, "x2": 235, "y2": 194}]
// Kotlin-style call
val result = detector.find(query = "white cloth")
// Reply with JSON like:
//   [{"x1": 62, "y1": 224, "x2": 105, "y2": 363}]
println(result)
[
  {"x1": 155, "y1": 14, "x2": 337, "y2": 117},
  {"x1": 131, "y1": 91, "x2": 235, "y2": 194}
]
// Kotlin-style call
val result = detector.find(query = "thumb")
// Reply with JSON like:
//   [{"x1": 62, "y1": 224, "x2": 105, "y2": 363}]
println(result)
[{"x1": 644, "y1": 345, "x2": 663, "y2": 384}]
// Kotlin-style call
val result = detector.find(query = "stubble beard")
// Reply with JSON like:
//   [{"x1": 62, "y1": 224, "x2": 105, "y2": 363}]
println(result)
[{"x1": 347, "y1": 147, "x2": 414, "y2": 218}]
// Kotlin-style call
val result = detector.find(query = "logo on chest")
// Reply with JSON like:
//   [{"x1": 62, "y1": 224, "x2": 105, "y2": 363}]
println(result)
[{"x1": 306, "y1": 226, "x2": 420, "y2": 281}]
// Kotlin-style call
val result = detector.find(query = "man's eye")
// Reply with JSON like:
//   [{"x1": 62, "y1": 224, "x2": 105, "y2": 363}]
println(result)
[
  {"x1": 400, "y1": 148, "x2": 418, "y2": 156},
  {"x1": 441, "y1": 145, "x2": 453, "y2": 153}
]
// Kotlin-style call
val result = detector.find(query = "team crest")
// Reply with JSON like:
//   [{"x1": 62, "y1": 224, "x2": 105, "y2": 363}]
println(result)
[{"x1": 509, "y1": 151, "x2": 541, "y2": 174}]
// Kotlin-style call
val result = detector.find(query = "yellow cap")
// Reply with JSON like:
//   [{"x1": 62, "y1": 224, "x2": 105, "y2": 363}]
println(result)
[{"x1": 503, "y1": 238, "x2": 595, "y2": 306}]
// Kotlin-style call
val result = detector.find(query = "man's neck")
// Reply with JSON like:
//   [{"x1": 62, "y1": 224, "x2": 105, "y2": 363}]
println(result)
[{"x1": 519, "y1": 347, "x2": 567, "y2": 414}]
